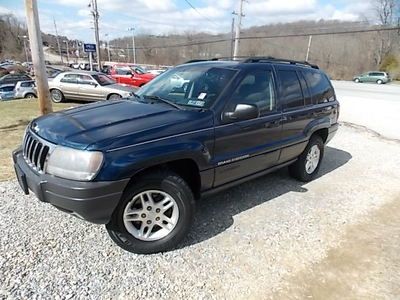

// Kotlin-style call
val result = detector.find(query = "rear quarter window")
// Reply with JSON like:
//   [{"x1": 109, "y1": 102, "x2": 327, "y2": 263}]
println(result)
[
  {"x1": 277, "y1": 70, "x2": 304, "y2": 109},
  {"x1": 302, "y1": 69, "x2": 335, "y2": 104}
]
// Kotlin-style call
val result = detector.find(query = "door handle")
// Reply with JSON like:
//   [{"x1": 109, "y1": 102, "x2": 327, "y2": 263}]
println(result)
[{"x1": 266, "y1": 119, "x2": 281, "y2": 128}]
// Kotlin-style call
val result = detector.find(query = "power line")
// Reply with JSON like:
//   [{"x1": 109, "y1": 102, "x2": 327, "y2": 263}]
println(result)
[
  {"x1": 183, "y1": 0, "x2": 219, "y2": 27},
  {"x1": 109, "y1": 26, "x2": 400, "y2": 50}
]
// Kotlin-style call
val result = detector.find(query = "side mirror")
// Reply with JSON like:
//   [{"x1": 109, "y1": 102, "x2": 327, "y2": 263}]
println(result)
[
  {"x1": 224, "y1": 103, "x2": 259, "y2": 121},
  {"x1": 89, "y1": 82, "x2": 98, "y2": 87}
]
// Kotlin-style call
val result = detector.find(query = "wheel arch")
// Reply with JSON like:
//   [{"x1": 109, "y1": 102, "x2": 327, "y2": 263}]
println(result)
[
  {"x1": 311, "y1": 127, "x2": 329, "y2": 143},
  {"x1": 125, "y1": 158, "x2": 202, "y2": 200}
]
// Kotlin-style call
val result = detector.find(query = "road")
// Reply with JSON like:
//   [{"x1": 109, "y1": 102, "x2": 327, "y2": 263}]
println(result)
[{"x1": 332, "y1": 80, "x2": 400, "y2": 140}]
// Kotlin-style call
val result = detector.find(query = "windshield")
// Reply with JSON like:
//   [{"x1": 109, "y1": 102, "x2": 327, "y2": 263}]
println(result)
[
  {"x1": 92, "y1": 74, "x2": 116, "y2": 86},
  {"x1": 135, "y1": 65, "x2": 237, "y2": 108},
  {"x1": 134, "y1": 66, "x2": 147, "y2": 74}
]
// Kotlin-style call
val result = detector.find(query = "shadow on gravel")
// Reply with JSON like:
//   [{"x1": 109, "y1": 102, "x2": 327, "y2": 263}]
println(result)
[{"x1": 180, "y1": 146, "x2": 352, "y2": 248}]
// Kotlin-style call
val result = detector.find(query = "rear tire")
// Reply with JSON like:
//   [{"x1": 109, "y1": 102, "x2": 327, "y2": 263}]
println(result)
[
  {"x1": 376, "y1": 79, "x2": 383, "y2": 84},
  {"x1": 50, "y1": 89, "x2": 64, "y2": 103},
  {"x1": 289, "y1": 135, "x2": 324, "y2": 182},
  {"x1": 106, "y1": 171, "x2": 195, "y2": 254},
  {"x1": 354, "y1": 78, "x2": 360, "y2": 83}
]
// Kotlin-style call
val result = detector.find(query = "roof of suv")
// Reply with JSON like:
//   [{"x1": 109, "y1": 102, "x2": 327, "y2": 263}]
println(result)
[{"x1": 181, "y1": 56, "x2": 320, "y2": 70}]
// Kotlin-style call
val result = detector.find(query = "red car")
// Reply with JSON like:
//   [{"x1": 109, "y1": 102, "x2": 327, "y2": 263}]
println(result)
[{"x1": 108, "y1": 64, "x2": 155, "y2": 87}]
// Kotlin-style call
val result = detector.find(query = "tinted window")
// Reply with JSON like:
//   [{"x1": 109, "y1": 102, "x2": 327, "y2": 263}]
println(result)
[
  {"x1": 298, "y1": 72, "x2": 312, "y2": 105},
  {"x1": 60, "y1": 74, "x2": 79, "y2": 83},
  {"x1": 302, "y1": 69, "x2": 334, "y2": 104},
  {"x1": 370, "y1": 72, "x2": 384, "y2": 77},
  {"x1": 278, "y1": 70, "x2": 304, "y2": 109},
  {"x1": 0, "y1": 86, "x2": 14, "y2": 92},
  {"x1": 227, "y1": 70, "x2": 276, "y2": 114},
  {"x1": 20, "y1": 81, "x2": 34, "y2": 87}
]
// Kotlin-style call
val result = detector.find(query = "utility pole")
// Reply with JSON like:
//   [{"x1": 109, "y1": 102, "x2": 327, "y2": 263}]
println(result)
[
  {"x1": 25, "y1": 0, "x2": 53, "y2": 115},
  {"x1": 233, "y1": 0, "x2": 245, "y2": 59},
  {"x1": 105, "y1": 33, "x2": 111, "y2": 61},
  {"x1": 128, "y1": 27, "x2": 136, "y2": 64},
  {"x1": 53, "y1": 17, "x2": 63, "y2": 64},
  {"x1": 127, "y1": 44, "x2": 130, "y2": 63},
  {"x1": 63, "y1": 40, "x2": 70, "y2": 64},
  {"x1": 90, "y1": 0, "x2": 101, "y2": 70},
  {"x1": 230, "y1": 13, "x2": 236, "y2": 59},
  {"x1": 305, "y1": 35, "x2": 312, "y2": 61},
  {"x1": 18, "y1": 35, "x2": 29, "y2": 62}
]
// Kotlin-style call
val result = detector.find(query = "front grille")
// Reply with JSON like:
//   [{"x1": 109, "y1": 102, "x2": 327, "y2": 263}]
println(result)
[{"x1": 22, "y1": 131, "x2": 50, "y2": 173}]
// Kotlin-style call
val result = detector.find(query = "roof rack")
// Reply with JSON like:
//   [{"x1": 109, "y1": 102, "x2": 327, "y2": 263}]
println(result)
[
  {"x1": 183, "y1": 58, "x2": 220, "y2": 64},
  {"x1": 242, "y1": 56, "x2": 319, "y2": 69}
]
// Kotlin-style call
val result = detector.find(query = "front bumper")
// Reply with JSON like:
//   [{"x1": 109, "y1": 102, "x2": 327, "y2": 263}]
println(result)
[{"x1": 13, "y1": 148, "x2": 129, "y2": 224}]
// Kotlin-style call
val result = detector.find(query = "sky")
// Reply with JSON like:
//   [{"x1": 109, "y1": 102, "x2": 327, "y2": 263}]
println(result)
[{"x1": 0, "y1": 0, "x2": 375, "y2": 42}]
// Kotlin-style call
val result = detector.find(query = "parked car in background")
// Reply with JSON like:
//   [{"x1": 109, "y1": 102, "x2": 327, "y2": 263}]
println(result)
[
  {"x1": 0, "y1": 84, "x2": 16, "y2": 100},
  {"x1": 0, "y1": 73, "x2": 32, "y2": 86},
  {"x1": 48, "y1": 71, "x2": 137, "y2": 102},
  {"x1": 353, "y1": 71, "x2": 391, "y2": 84},
  {"x1": 47, "y1": 66, "x2": 63, "y2": 78},
  {"x1": 14, "y1": 80, "x2": 37, "y2": 99},
  {"x1": 107, "y1": 64, "x2": 155, "y2": 87},
  {"x1": 146, "y1": 69, "x2": 166, "y2": 76}
]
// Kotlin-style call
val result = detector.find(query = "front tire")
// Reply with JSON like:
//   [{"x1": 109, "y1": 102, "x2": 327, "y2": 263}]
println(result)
[
  {"x1": 50, "y1": 89, "x2": 64, "y2": 103},
  {"x1": 354, "y1": 78, "x2": 360, "y2": 83},
  {"x1": 108, "y1": 93, "x2": 122, "y2": 100},
  {"x1": 106, "y1": 171, "x2": 195, "y2": 254},
  {"x1": 24, "y1": 93, "x2": 36, "y2": 99},
  {"x1": 289, "y1": 135, "x2": 324, "y2": 182},
  {"x1": 376, "y1": 79, "x2": 383, "y2": 84}
]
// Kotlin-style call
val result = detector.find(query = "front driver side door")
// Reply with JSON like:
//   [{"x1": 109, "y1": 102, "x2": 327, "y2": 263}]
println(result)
[{"x1": 213, "y1": 67, "x2": 282, "y2": 186}]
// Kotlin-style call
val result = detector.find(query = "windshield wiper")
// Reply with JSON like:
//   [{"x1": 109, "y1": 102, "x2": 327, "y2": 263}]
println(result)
[{"x1": 142, "y1": 95, "x2": 183, "y2": 110}]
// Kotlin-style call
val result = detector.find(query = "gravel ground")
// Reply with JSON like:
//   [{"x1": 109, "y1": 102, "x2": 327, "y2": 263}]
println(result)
[{"x1": 1, "y1": 124, "x2": 400, "y2": 299}]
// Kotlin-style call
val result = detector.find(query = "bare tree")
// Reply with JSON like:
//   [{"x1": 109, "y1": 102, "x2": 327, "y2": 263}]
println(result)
[{"x1": 373, "y1": 0, "x2": 399, "y2": 66}]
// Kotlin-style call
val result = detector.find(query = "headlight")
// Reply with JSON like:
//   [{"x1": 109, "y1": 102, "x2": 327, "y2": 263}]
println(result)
[{"x1": 46, "y1": 146, "x2": 103, "y2": 181}]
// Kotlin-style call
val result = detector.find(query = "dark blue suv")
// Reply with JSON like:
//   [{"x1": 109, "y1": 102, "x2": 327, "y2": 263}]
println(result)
[{"x1": 13, "y1": 57, "x2": 339, "y2": 254}]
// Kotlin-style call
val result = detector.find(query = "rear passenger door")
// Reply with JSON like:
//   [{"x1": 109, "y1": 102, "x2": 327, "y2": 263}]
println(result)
[
  {"x1": 276, "y1": 66, "x2": 312, "y2": 163},
  {"x1": 59, "y1": 74, "x2": 80, "y2": 99}
]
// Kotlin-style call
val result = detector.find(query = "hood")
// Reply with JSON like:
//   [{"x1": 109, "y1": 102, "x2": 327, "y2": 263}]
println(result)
[
  {"x1": 31, "y1": 100, "x2": 213, "y2": 151},
  {"x1": 107, "y1": 83, "x2": 137, "y2": 93}
]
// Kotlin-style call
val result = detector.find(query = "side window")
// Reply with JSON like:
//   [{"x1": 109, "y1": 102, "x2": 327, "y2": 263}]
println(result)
[
  {"x1": 298, "y1": 72, "x2": 312, "y2": 106},
  {"x1": 78, "y1": 74, "x2": 94, "y2": 84},
  {"x1": 278, "y1": 70, "x2": 304, "y2": 109},
  {"x1": 302, "y1": 69, "x2": 334, "y2": 104},
  {"x1": 227, "y1": 70, "x2": 276, "y2": 115},
  {"x1": 116, "y1": 68, "x2": 131, "y2": 75},
  {"x1": 1, "y1": 86, "x2": 14, "y2": 92},
  {"x1": 60, "y1": 74, "x2": 78, "y2": 84},
  {"x1": 20, "y1": 82, "x2": 33, "y2": 88}
]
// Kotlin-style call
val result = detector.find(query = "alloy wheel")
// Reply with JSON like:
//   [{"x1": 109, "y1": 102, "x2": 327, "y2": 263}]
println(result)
[
  {"x1": 123, "y1": 190, "x2": 179, "y2": 241},
  {"x1": 305, "y1": 145, "x2": 320, "y2": 174}
]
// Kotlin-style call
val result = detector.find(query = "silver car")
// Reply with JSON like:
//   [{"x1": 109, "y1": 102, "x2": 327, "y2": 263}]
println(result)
[
  {"x1": 14, "y1": 80, "x2": 37, "y2": 99},
  {"x1": 0, "y1": 84, "x2": 15, "y2": 101},
  {"x1": 48, "y1": 71, "x2": 137, "y2": 103}
]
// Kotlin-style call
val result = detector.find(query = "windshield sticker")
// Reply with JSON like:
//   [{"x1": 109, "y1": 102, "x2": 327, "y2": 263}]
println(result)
[
  {"x1": 188, "y1": 100, "x2": 205, "y2": 107},
  {"x1": 198, "y1": 92, "x2": 207, "y2": 100}
]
